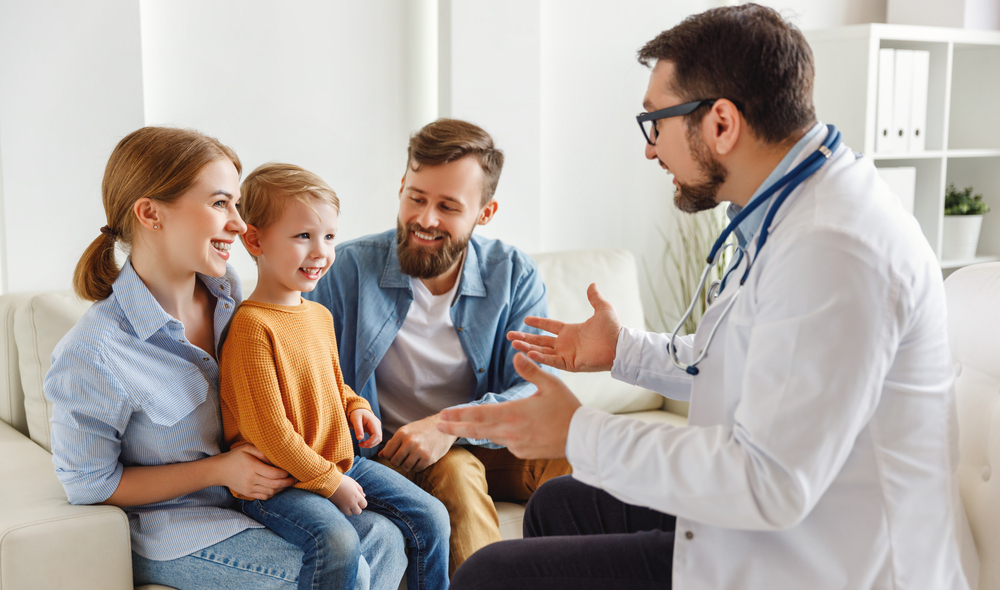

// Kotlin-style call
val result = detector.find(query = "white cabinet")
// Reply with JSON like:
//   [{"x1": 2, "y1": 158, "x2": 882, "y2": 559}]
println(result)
[{"x1": 805, "y1": 24, "x2": 1000, "y2": 269}]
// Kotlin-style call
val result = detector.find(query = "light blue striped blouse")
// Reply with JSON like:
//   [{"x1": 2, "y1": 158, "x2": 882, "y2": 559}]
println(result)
[{"x1": 46, "y1": 260, "x2": 263, "y2": 560}]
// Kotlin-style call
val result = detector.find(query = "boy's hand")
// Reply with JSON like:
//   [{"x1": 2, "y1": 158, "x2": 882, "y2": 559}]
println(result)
[
  {"x1": 351, "y1": 409, "x2": 382, "y2": 449},
  {"x1": 329, "y1": 475, "x2": 366, "y2": 515}
]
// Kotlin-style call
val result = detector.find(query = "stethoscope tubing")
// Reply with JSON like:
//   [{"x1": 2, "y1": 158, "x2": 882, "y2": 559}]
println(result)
[{"x1": 667, "y1": 125, "x2": 842, "y2": 376}]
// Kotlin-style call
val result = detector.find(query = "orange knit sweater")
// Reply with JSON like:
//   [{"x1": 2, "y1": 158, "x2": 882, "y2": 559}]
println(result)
[{"x1": 219, "y1": 299, "x2": 371, "y2": 499}]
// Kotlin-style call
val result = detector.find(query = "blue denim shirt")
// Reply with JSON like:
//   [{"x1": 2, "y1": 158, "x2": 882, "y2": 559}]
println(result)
[
  {"x1": 46, "y1": 260, "x2": 262, "y2": 560},
  {"x1": 304, "y1": 229, "x2": 549, "y2": 455}
]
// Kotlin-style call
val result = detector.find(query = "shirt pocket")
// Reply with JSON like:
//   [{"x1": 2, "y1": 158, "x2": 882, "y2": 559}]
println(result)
[{"x1": 135, "y1": 367, "x2": 210, "y2": 427}]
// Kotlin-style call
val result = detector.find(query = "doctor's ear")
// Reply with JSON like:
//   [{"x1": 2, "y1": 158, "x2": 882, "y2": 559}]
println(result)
[
  {"x1": 477, "y1": 200, "x2": 498, "y2": 226},
  {"x1": 704, "y1": 98, "x2": 742, "y2": 156}
]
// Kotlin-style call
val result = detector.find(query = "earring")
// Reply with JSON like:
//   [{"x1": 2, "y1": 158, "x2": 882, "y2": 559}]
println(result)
[{"x1": 153, "y1": 225, "x2": 159, "y2": 230}]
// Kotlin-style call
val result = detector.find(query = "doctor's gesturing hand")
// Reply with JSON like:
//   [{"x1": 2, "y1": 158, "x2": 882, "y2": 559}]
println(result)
[
  {"x1": 437, "y1": 353, "x2": 581, "y2": 459},
  {"x1": 438, "y1": 283, "x2": 620, "y2": 459},
  {"x1": 506, "y1": 283, "x2": 622, "y2": 373}
]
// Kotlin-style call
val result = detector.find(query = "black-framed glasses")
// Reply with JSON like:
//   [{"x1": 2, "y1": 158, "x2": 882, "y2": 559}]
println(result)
[{"x1": 637, "y1": 99, "x2": 719, "y2": 145}]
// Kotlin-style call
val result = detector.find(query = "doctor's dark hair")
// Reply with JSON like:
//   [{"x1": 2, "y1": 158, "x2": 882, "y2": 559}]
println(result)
[
  {"x1": 73, "y1": 127, "x2": 241, "y2": 302},
  {"x1": 638, "y1": 3, "x2": 816, "y2": 145},
  {"x1": 406, "y1": 118, "x2": 504, "y2": 206}
]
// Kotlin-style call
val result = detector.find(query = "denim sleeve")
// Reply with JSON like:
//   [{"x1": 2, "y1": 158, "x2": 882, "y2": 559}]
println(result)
[
  {"x1": 453, "y1": 256, "x2": 552, "y2": 447},
  {"x1": 46, "y1": 339, "x2": 131, "y2": 505}
]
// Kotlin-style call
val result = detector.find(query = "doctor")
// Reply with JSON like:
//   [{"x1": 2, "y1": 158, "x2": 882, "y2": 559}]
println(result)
[{"x1": 437, "y1": 4, "x2": 974, "y2": 590}]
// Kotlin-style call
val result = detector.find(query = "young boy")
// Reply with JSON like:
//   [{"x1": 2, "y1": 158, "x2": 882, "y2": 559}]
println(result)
[{"x1": 219, "y1": 163, "x2": 450, "y2": 590}]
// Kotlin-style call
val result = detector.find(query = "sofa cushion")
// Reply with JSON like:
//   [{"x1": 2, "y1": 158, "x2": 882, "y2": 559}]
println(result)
[
  {"x1": 15, "y1": 292, "x2": 91, "y2": 452},
  {"x1": 531, "y1": 249, "x2": 664, "y2": 414}
]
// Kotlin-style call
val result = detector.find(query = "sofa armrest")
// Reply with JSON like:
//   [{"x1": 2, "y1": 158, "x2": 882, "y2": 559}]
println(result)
[{"x1": 0, "y1": 420, "x2": 133, "y2": 590}]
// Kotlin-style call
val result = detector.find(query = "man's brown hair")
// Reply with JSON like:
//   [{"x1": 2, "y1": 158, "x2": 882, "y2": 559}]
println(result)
[
  {"x1": 406, "y1": 118, "x2": 504, "y2": 206},
  {"x1": 638, "y1": 3, "x2": 816, "y2": 145}
]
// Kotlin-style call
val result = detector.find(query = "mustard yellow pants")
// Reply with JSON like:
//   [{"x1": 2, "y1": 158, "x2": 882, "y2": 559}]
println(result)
[{"x1": 377, "y1": 446, "x2": 572, "y2": 576}]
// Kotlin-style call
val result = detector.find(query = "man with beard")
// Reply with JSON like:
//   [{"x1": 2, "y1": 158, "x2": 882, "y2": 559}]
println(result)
[
  {"x1": 436, "y1": 4, "x2": 974, "y2": 590},
  {"x1": 305, "y1": 118, "x2": 572, "y2": 576}
]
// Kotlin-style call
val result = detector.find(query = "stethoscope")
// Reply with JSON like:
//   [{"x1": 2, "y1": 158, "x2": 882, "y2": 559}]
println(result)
[{"x1": 668, "y1": 124, "x2": 842, "y2": 376}]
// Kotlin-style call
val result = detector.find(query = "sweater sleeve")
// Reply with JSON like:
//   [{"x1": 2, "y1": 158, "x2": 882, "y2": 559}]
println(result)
[
  {"x1": 220, "y1": 317, "x2": 343, "y2": 498},
  {"x1": 329, "y1": 324, "x2": 371, "y2": 419}
]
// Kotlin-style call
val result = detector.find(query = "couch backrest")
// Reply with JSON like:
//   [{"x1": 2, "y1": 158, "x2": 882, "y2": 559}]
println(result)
[
  {"x1": 0, "y1": 292, "x2": 39, "y2": 437},
  {"x1": 531, "y1": 249, "x2": 663, "y2": 414},
  {"x1": 945, "y1": 262, "x2": 1000, "y2": 590},
  {"x1": 15, "y1": 292, "x2": 93, "y2": 452}
]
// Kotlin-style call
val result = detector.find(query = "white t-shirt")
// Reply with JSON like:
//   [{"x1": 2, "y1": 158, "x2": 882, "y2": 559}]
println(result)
[{"x1": 374, "y1": 272, "x2": 478, "y2": 437}]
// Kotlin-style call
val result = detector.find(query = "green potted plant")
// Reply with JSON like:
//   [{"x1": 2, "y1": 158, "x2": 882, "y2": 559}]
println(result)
[{"x1": 942, "y1": 184, "x2": 990, "y2": 261}]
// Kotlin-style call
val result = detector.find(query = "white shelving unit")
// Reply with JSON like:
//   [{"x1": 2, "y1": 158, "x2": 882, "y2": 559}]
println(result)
[{"x1": 805, "y1": 24, "x2": 1000, "y2": 270}]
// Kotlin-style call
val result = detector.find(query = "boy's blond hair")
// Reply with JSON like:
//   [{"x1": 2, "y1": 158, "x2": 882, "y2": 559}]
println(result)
[{"x1": 238, "y1": 163, "x2": 340, "y2": 261}]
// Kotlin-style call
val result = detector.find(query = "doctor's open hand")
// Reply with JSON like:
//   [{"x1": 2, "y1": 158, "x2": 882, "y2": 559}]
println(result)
[
  {"x1": 437, "y1": 353, "x2": 582, "y2": 459},
  {"x1": 507, "y1": 283, "x2": 622, "y2": 373}
]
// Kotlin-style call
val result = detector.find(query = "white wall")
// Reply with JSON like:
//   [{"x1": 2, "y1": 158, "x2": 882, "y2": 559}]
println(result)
[
  {"x1": 445, "y1": 0, "x2": 542, "y2": 253},
  {"x1": 0, "y1": 0, "x2": 887, "y2": 311},
  {"x1": 140, "y1": 0, "x2": 412, "y2": 283},
  {"x1": 0, "y1": 0, "x2": 145, "y2": 292}
]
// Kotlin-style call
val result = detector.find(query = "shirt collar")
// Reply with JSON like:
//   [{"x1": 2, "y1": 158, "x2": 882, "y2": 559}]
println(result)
[
  {"x1": 726, "y1": 122, "x2": 824, "y2": 248},
  {"x1": 112, "y1": 259, "x2": 234, "y2": 342},
  {"x1": 379, "y1": 235, "x2": 487, "y2": 298}
]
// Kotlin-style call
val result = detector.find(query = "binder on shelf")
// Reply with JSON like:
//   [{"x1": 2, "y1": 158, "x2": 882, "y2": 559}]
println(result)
[
  {"x1": 892, "y1": 49, "x2": 914, "y2": 152},
  {"x1": 909, "y1": 50, "x2": 930, "y2": 152},
  {"x1": 876, "y1": 48, "x2": 895, "y2": 153},
  {"x1": 876, "y1": 166, "x2": 916, "y2": 215}
]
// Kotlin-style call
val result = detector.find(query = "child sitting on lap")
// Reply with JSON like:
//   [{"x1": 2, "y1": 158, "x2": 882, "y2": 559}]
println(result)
[{"x1": 220, "y1": 163, "x2": 450, "y2": 590}]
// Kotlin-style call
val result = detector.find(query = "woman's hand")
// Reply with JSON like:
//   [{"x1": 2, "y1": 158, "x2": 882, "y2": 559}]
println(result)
[
  {"x1": 214, "y1": 445, "x2": 296, "y2": 500},
  {"x1": 351, "y1": 408, "x2": 383, "y2": 449},
  {"x1": 329, "y1": 475, "x2": 367, "y2": 516}
]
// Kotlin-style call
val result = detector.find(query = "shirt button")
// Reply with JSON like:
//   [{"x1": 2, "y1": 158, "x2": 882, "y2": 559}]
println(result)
[
  {"x1": 685, "y1": 531, "x2": 694, "y2": 540},
  {"x1": 478, "y1": 368, "x2": 484, "y2": 373},
  {"x1": 203, "y1": 357, "x2": 210, "y2": 362},
  {"x1": 457, "y1": 327, "x2": 463, "y2": 332},
  {"x1": 224, "y1": 303, "x2": 230, "y2": 309},
  {"x1": 179, "y1": 339, "x2": 185, "y2": 343}
]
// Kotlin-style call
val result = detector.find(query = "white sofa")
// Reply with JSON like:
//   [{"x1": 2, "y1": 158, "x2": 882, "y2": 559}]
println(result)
[{"x1": 0, "y1": 248, "x2": 686, "y2": 590}]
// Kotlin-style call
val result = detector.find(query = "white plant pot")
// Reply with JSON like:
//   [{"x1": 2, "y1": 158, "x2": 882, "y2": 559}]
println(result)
[{"x1": 942, "y1": 215, "x2": 984, "y2": 261}]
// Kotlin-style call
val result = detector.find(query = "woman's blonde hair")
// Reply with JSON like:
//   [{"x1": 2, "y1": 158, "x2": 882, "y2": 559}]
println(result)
[
  {"x1": 238, "y1": 163, "x2": 340, "y2": 261},
  {"x1": 73, "y1": 127, "x2": 241, "y2": 301}
]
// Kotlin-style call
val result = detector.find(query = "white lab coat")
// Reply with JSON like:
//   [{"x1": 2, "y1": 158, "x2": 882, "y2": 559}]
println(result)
[{"x1": 566, "y1": 127, "x2": 977, "y2": 590}]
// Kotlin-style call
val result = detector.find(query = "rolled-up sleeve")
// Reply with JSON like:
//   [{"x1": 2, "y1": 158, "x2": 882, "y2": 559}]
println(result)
[{"x1": 46, "y1": 340, "x2": 131, "y2": 505}]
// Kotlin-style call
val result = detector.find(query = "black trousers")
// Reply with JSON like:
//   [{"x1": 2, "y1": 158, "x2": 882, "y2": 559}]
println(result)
[{"x1": 450, "y1": 475, "x2": 676, "y2": 589}]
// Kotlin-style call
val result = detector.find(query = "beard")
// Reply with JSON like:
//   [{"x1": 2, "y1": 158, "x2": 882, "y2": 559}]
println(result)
[
  {"x1": 673, "y1": 125, "x2": 728, "y2": 214},
  {"x1": 396, "y1": 220, "x2": 472, "y2": 279}
]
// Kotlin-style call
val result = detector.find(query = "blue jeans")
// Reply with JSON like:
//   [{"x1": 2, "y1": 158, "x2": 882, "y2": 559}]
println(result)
[
  {"x1": 131, "y1": 509, "x2": 405, "y2": 589},
  {"x1": 240, "y1": 456, "x2": 450, "y2": 590}
]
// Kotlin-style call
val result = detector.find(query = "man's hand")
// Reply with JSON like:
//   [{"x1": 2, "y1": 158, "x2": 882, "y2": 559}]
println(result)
[
  {"x1": 379, "y1": 414, "x2": 457, "y2": 472},
  {"x1": 350, "y1": 408, "x2": 383, "y2": 449},
  {"x1": 507, "y1": 283, "x2": 622, "y2": 373},
  {"x1": 437, "y1": 353, "x2": 582, "y2": 459},
  {"x1": 329, "y1": 475, "x2": 367, "y2": 516},
  {"x1": 214, "y1": 445, "x2": 296, "y2": 500}
]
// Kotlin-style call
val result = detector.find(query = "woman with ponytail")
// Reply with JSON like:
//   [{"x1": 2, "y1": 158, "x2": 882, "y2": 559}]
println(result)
[{"x1": 45, "y1": 127, "x2": 406, "y2": 589}]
